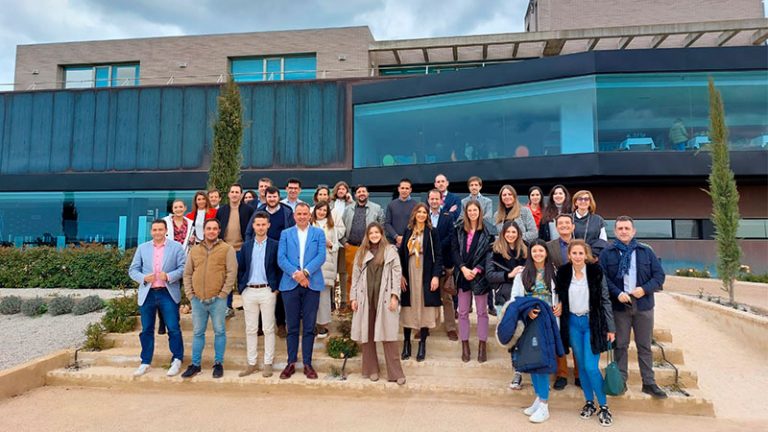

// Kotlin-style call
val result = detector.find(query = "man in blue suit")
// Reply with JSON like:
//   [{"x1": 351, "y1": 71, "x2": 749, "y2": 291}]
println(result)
[
  {"x1": 236, "y1": 211, "x2": 282, "y2": 378},
  {"x1": 277, "y1": 202, "x2": 326, "y2": 380},
  {"x1": 427, "y1": 189, "x2": 458, "y2": 340},
  {"x1": 128, "y1": 219, "x2": 187, "y2": 377},
  {"x1": 434, "y1": 173, "x2": 461, "y2": 222}
]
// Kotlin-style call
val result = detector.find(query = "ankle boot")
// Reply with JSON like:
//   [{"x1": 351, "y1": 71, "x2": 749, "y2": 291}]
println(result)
[
  {"x1": 416, "y1": 339, "x2": 426, "y2": 362},
  {"x1": 478, "y1": 341, "x2": 487, "y2": 363},
  {"x1": 401, "y1": 339, "x2": 412, "y2": 360},
  {"x1": 461, "y1": 341, "x2": 471, "y2": 363}
]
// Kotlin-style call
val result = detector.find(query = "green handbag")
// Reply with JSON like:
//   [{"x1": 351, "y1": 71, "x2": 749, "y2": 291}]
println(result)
[{"x1": 603, "y1": 341, "x2": 626, "y2": 396}]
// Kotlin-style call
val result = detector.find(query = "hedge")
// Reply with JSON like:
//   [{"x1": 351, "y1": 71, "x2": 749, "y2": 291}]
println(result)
[{"x1": 0, "y1": 245, "x2": 136, "y2": 289}]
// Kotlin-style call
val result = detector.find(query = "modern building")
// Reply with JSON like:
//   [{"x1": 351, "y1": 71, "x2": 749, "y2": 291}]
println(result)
[{"x1": 2, "y1": 10, "x2": 768, "y2": 273}]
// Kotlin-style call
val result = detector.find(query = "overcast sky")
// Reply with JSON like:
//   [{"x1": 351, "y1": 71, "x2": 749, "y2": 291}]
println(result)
[{"x1": 0, "y1": 0, "x2": 528, "y2": 90}]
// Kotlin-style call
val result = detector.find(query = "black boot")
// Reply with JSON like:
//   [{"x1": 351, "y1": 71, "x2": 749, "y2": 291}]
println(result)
[
  {"x1": 416, "y1": 327, "x2": 428, "y2": 362},
  {"x1": 401, "y1": 328, "x2": 412, "y2": 360}
]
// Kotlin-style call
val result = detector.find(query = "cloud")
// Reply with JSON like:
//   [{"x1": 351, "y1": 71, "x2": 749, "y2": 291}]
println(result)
[{"x1": 0, "y1": 0, "x2": 529, "y2": 90}]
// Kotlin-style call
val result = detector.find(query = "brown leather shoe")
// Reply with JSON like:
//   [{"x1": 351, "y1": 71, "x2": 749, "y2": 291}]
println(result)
[
  {"x1": 238, "y1": 364, "x2": 258, "y2": 378},
  {"x1": 276, "y1": 325, "x2": 287, "y2": 338},
  {"x1": 461, "y1": 341, "x2": 471, "y2": 363},
  {"x1": 478, "y1": 341, "x2": 487, "y2": 363},
  {"x1": 279, "y1": 363, "x2": 295, "y2": 379},
  {"x1": 303, "y1": 364, "x2": 318, "y2": 380},
  {"x1": 446, "y1": 330, "x2": 458, "y2": 341}
]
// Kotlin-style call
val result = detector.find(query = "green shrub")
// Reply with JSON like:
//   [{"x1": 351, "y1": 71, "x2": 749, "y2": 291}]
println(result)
[
  {"x1": 0, "y1": 245, "x2": 137, "y2": 289},
  {"x1": 737, "y1": 272, "x2": 768, "y2": 283},
  {"x1": 0, "y1": 295, "x2": 23, "y2": 315},
  {"x1": 101, "y1": 293, "x2": 139, "y2": 333},
  {"x1": 675, "y1": 268, "x2": 711, "y2": 278},
  {"x1": 21, "y1": 297, "x2": 47, "y2": 317},
  {"x1": 326, "y1": 336, "x2": 359, "y2": 359},
  {"x1": 83, "y1": 322, "x2": 111, "y2": 351},
  {"x1": 48, "y1": 296, "x2": 76, "y2": 316},
  {"x1": 336, "y1": 316, "x2": 352, "y2": 339},
  {"x1": 73, "y1": 295, "x2": 106, "y2": 315}
]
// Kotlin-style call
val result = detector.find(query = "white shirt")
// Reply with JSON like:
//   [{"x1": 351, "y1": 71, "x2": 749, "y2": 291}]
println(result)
[
  {"x1": 622, "y1": 251, "x2": 637, "y2": 294},
  {"x1": 194, "y1": 210, "x2": 206, "y2": 240},
  {"x1": 568, "y1": 268, "x2": 590, "y2": 315},
  {"x1": 297, "y1": 226, "x2": 309, "y2": 269}
]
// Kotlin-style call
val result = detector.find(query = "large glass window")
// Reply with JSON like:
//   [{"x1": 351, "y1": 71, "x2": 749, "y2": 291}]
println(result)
[
  {"x1": 353, "y1": 71, "x2": 768, "y2": 168},
  {"x1": 63, "y1": 64, "x2": 140, "y2": 89},
  {"x1": 737, "y1": 219, "x2": 768, "y2": 239},
  {"x1": 231, "y1": 54, "x2": 317, "y2": 82}
]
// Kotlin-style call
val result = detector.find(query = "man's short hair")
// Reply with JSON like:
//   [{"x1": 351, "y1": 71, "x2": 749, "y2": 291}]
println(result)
[
  {"x1": 287, "y1": 178, "x2": 301, "y2": 187},
  {"x1": 252, "y1": 211, "x2": 270, "y2": 222},
  {"x1": 204, "y1": 219, "x2": 221, "y2": 229},
  {"x1": 467, "y1": 176, "x2": 482, "y2": 187},
  {"x1": 354, "y1": 184, "x2": 368, "y2": 193},
  {"x1": 399, "y1": 178, "x2": 412, "y2": 187},
  {"x1": 151, "y1": 219, "x2": 168, "y2": 230},
  {"x1": 229, "y1": 184, "x2": 243, "y2": 193},
  {"x1": 295, "y1": 202, "x2": 311, "y2": 212},
  {"x1": 265, "y1": 186, "x2": 280, "y2": 196},
  {"x1": 258, "y1": 177, "x2": 273, "y2": 185},
  {"x1": 555, "y1": 213, "x2": 574, "y2": 224},
  {"x1": 208, "y1": 188, "x2": 220, "y2": 196},
  {"x1": 615, "y1": 215, "x2": 635, "y2": 226},
  {"x1": 427, "y1": 188, "x2": 442, "y2": 199}
]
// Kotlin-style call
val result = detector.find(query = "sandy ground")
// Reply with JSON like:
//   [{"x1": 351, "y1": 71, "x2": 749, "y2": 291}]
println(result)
[
  {"x1": 0, "y1": 386, "x2": 759, "y2": 432},
  {"x1": 663, "y1": 276, "x2": 767, "y2": 311}
]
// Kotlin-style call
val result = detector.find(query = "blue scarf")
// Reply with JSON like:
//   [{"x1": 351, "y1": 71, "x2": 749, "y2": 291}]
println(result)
[{"x1": 613, "y1": 238, "x2": 638, "y2": 277}]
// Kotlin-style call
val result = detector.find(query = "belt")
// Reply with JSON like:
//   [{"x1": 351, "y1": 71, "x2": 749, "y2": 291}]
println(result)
[
  {"x1": 150, "y1": 286, "x2": 167, "y2": 291},
  {"x1": 246, "y1": 284, "x2": 270, "y2": 289},
  {"x1": 571, "y1": 311, "x2": 590, "y2": 317}
]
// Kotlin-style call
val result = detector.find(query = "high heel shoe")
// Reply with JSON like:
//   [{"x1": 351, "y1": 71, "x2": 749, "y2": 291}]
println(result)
[
  {"x1": 401, "y1": 339, "x2": 412, "y2": 360},
  {"x1": 416, "y1": 340, "x2": 426, "y2": 362}
]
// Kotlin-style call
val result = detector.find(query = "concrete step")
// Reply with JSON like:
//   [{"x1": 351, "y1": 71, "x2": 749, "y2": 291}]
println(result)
[
  {"x1": 170, "y1": 313, "x2": 674, "y2": 343},
  {"x1": 45, "y1": 365, "x2": 714, "y2": 417},
  {"x1": 106, "y1": 332, "x2": 685, "y2": 364},
  {"x1": 75, "y1": 346, "x2": 698, "y2": 388}
]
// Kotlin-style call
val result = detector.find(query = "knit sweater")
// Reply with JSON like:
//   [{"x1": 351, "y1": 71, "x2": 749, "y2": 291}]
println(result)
[{"x1": 384, "y1": 198, "x2": 418, "y2": 242}]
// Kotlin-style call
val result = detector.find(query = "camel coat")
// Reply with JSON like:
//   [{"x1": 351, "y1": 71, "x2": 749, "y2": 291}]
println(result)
[{"x1": 350, "y1": 245, "x2": 402, "y2": 343}]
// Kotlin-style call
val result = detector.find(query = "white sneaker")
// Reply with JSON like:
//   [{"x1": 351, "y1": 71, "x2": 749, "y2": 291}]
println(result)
[
  {"x1": 133, "y1": 364, "x2": 150, "y2": 376},
  {"x1": 523, "y1": 397, "x2": 541, "y2": 416},
  {"x1": 529, "y1": 402, "x2": 550, "y2": 423},
  {"x1": 167, "y1": 359, "x2": 182, "y2": 377}
]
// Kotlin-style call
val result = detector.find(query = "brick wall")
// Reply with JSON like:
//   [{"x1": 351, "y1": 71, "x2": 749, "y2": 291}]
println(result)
[
  {"x1": 528, "y1": 0, "x2": 764, "y2": 31},
  {"x1": 14, "y1": 26, "x2": 373, "y2": 90}
]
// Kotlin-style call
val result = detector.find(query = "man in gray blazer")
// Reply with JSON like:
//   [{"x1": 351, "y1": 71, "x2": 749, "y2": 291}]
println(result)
[
  {"x1": 460, "y1": 176, "x2": 494, "y2": 227},
  {"x1": 128, "y1": 219, "x2": 187, "y2": 377}
]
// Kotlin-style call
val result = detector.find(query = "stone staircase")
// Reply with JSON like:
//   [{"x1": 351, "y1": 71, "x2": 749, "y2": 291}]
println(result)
[{"x1": 45, "y1": 312, "x2": 714, "y2": 416}]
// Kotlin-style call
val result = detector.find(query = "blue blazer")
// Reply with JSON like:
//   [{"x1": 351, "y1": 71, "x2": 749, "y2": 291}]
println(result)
[
  {"x1": 277, "y1": 226, "x2": 327, "y2": 292},
  {"x1": 128, "y1": 240, "x2": 187, "y2": 306},
  {"x1": 599, "y1": 243, "x2": 665, "y2": 312},
  {"x1": 433, "y1": 211, "x2": 455, "y2": 268},
  {"x1": 237, "y1": 237, "x2": 282, "y2": 293},
  {"x1": 442, "y1": 192, "x2": 462, "y2": 222}
]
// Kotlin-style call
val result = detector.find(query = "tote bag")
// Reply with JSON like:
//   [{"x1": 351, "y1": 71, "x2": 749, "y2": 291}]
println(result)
[{"x1": 603, "y1": 341, "x2": 626, "y2": 396}]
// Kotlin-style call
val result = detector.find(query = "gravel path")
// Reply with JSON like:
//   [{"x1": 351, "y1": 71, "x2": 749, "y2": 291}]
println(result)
[
  {"x1": 0, "y1": 288, "x2": 132, "y2": 300},
  {"x1": 0, "y1": 312, "x2": 104, "y2": 371}
]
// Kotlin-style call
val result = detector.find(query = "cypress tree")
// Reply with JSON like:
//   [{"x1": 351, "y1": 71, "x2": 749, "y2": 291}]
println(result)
[
  {"x1": 207, "y1": 78, "x2": 243, "y2": 204},
  {"x1": 706, "y1": 78, "x2": 741, "y2": 305}
]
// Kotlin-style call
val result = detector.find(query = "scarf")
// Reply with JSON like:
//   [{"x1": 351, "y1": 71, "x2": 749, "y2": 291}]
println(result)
[
  {"x1": 407, "y1": 224, "x2": 425, "y2": 267},
  {"x1": 614, "y1": 238, "x2": 638, "y2": 277}
]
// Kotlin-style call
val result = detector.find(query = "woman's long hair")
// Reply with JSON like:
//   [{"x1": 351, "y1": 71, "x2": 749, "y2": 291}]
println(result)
[
  {"x1": 407, "y1": 202, "x2": 433, "y2": 230},
  {"x1": 310, "y1": 200, "x2": 334, "y2": 228},
  {"x1": 567, "y1": 239, "x2": 597, "y2": 264},
  {"x1": 492, "y1": 221, "x2": 527, "y2": 260},
  {"x1": 495, "y1": 185, "x2": 520, "y2": 224},
  {"x1": 542, "y1": 184, "x2": 571, "y2": 224},
  {"x1": 462, "y1": 200, "x2": 485, "y2": 233},
  {"x1": 521, "y1": 239, "x2": 557, "y2": 294},
  {"x1": 191, "y1": 191, "x2": 211, "y2": 211},
  {"x1": 356, "y1": 222, "x2": 390, "y2": 269}
]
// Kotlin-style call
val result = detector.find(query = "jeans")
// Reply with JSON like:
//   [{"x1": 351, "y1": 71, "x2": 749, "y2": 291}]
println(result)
[
  {"x1": 457, "y1": 289, "x2": 488, "y2": 342},
  {"x1": 531, "y1": 373, "x2": 550, "y2": 401},
  {"x1": 283, "y1": 287, "x2": 320, "y2": 366},
  {"x1": 191, "y1": 296, "x2": 227, "y2": 366},
  {"x1": 139, "y1": 288, "x2": 183, "y2": 365},
  {"x1": 569, "y1": 313, "x2": 607, "y2": 406}
]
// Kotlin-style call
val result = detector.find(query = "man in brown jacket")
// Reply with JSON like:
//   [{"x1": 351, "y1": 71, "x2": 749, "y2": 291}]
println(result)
[{"x1": 181, "y1": 219, "x2": 237, "y2": 379}]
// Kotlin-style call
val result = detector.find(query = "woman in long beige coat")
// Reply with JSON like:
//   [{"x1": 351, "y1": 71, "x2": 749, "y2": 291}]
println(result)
[{"x1": 350, "y1": 222, "x2": 406, "y2": 385}]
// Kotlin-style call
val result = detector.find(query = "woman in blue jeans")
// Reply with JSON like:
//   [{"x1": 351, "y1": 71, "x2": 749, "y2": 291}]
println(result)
[
  {"x1": 554, "y1": 240, "x2": 616, "y2": 427},
  {"x1": 510, "y1": 239, "x2": 559, "y2": 423}
]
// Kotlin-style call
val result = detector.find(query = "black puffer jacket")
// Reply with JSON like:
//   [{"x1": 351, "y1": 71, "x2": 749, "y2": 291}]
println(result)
[{"x1": 485, "y1": 251, "x2": 526, "y2": 306}]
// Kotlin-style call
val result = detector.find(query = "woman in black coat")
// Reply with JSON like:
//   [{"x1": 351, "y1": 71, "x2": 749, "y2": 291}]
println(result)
[
  {"x1": 554, "y1": 240, "x2": 616, "y2": 427},
  {"x1": 452, "y1": 201, "x2": 493, "y2": 363},
  {"x1": 399, "y1": 203, "x2": 442, "y2": 362},
  {"x1": 486, "y1": 220, "x2": 528, "y2": 308}
]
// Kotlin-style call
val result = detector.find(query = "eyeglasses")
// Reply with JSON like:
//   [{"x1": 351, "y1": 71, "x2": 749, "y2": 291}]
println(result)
[{"x1": 576, "y1": 197, "x2": 591, "y2": 202}]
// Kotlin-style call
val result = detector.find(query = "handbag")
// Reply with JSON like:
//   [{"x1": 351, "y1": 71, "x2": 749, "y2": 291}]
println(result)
[{"x1": 603, "y1": 341, "x2": 626, "y2": 396}]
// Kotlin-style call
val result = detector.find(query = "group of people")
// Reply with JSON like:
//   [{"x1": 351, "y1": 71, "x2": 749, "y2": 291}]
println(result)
[{"x1": 128, "y1": 173, "x2": 668, "y2": 427}]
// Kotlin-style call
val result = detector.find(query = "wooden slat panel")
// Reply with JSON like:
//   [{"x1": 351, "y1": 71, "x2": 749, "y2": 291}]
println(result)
[
  {"x1": 71, "y1": 91, "x2": 96, "y2": 171},
  {"x1": 92, "y1": 91, "x2": 110, "y2": 171},
  {"x1": 136, "y1": 88, "x2": 161, "y2": 170},
  {"x1": 6, "y1": 93, "x2": 33, "y2": 174},
  {"x1": 251, "y1": 85, "x2": 275, "y2": 168},
  {"x1": 50, "y1": 92, "x2": 74, "y2": 172},
  {"x1": 113, "y1": 89, "x2": 139, "y2": 170},
  {"x1": 159, "y1": 88, "x2": 184, "y2": 170},
  {"x1": 239, "y1": 85, "x2": 252, "y2": 169},
  {"x1": 182, "y1": 88, "x2": 206, "y2": 169},
  {"x1": 28, "y1": 92, "x2": 53, "y2": 173}
]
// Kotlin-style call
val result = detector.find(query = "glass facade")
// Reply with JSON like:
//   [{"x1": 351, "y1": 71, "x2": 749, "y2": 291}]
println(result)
[
  {"x1": 354, "y1": 71, "x2": 768, "y2": 168},
  {"x1": 231, "y1": 54, "x2": 317, "y2": 82},
  {"x1": 63, "y1": 64, "x2": 140, "y2": 89}
]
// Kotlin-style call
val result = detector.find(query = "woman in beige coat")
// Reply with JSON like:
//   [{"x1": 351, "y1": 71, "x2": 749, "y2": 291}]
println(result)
[{"x1": 350, "y1": 222, "x2": 406, "y2": 385}]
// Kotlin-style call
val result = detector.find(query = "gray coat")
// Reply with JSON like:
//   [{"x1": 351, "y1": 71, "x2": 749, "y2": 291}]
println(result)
[
  {"x1": 342, "y1": 201, "x2": 385, "y2": 244},
  {"x1": 350, "y1": 245, "x2": 402, "y2": 343},
  {"x1": 460, "y1": 194, "x2": 495, "y2": 228},
  {"x1": 494, "y1": 206, "x2": 538, "y2": 242}
]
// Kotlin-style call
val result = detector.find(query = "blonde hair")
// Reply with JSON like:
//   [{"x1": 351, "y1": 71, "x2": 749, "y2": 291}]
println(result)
[
  {"x1": 567, "y1": 239, "x2": 597, "y2": 264},
  {"x1": 492, "y1": 221, "x2": 528, "y2": 260},
  {"x1": 495, "y1": 185, "x2": 520, "y2": 224},
  {"x1": 572, "y1": 190, "x2": 597, "y2": 214},
  {"x1": 356, "y1": 222, "x2": 390, "y2": 269}
]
